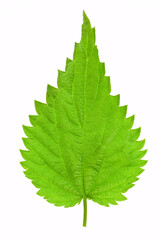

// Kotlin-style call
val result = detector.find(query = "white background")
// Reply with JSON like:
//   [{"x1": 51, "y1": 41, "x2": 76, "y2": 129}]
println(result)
[{"x1": 0, "y1": 0, "x2": 160, "y2": 239}]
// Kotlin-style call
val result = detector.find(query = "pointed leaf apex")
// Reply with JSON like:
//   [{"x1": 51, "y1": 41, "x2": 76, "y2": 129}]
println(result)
[
  {"x1": 83, "y1": 11, "x2": 91, "y2": 28},
  {"x1": 81, "y1": 11, "x2": 94, "y2": 53}
]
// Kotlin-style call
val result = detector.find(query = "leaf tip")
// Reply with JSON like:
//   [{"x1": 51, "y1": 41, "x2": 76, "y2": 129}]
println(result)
[
  {"x1": 82, "y1": 10, "x2": 91, "y2": 28},
  {"x1": 83, "y1": 10, "x2": 88, "y2": 21}
]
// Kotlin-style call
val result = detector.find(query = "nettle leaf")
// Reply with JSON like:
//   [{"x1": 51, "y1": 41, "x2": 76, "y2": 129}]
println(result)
[{"x1": 20, "y1": 11, "x2": 147, "y2": 227}]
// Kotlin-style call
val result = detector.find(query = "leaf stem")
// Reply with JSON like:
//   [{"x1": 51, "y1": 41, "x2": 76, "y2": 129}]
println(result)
[{"x1": 83, "y1": 197, "x2": 87, "y2": 227}]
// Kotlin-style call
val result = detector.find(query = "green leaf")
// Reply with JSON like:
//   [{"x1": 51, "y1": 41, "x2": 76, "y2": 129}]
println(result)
[{"x1": 20, "y1": 11, "x2": 147, "y2": 227}]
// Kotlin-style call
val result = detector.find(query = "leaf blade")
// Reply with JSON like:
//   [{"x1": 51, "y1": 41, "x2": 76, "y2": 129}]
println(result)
[{"x1": 20, "y1": 11, "x2": 147, "y2": 224}]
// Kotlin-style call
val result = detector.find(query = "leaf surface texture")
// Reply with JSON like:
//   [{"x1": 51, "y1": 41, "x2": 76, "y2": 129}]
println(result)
[{"x1": 21, "y1": 12, "x2": 147, "y2": 214}]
